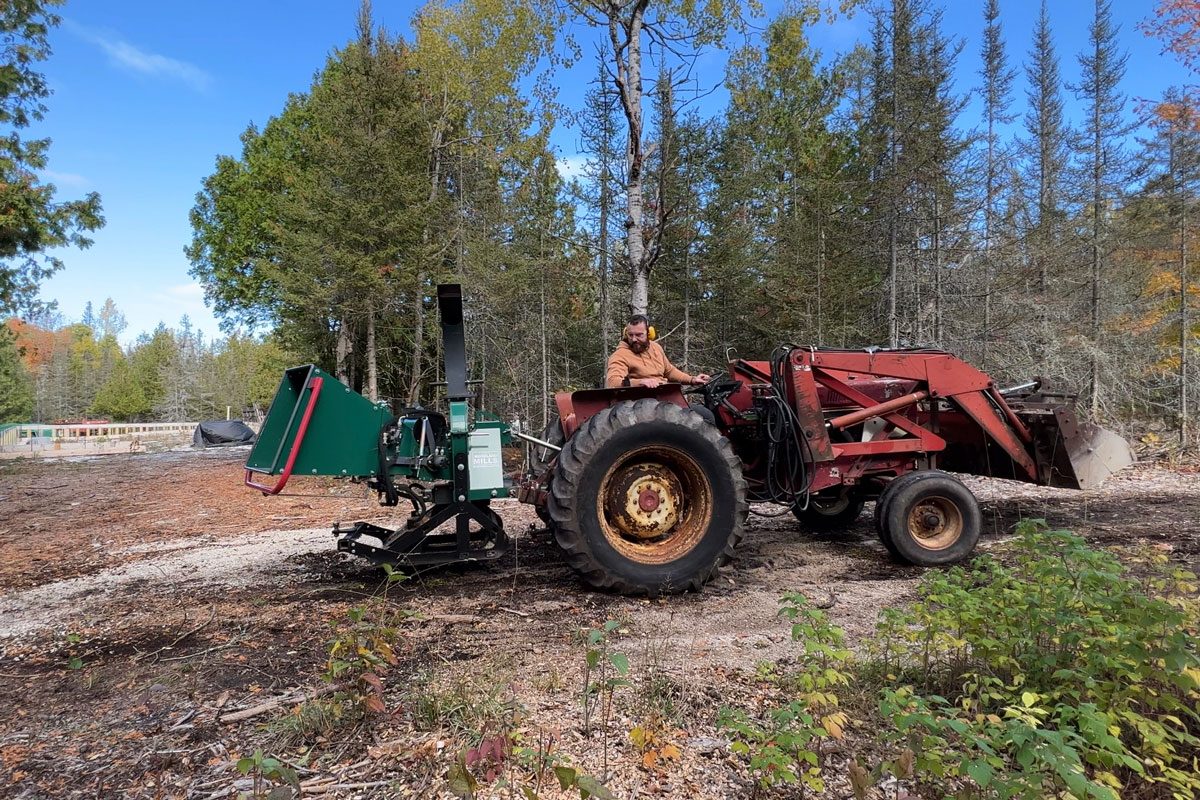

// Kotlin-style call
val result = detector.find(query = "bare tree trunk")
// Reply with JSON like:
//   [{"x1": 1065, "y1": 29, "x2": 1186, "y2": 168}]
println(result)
[
  {"x1": 540, "y1": 278, "x2": 549, "y2": 427},
  {"x1": 983, "y1": 108, "x2": 995, "y2": 369},
  {"x1": 365, "y1": 303, "x2": 378, "y2": 402},
  {"x1": 683, "y1": 245, "x2": 691, "y2": 370},
  {"x1": 335, "y1": 319, "x2": 352, "y2": 385},
  {"x1": 1088, "y1": 19, "x2": 1104, "y2": 418},
  {"x1": 408, "y1": 275, "x2": 425, "y2": 405},
  {"x1": 607, "y1": 5, "x2": 650, "y2": 315},
  {"x1": 888, "y1": 50, "x2": 899, "y2": 348},
  {"x1": 1178, "y1": 128, "x2": 1190, "y2": 446},
  {"x1": 1090, "y1": 148, "x2": 1102, "y2": 416},
  {"x1": 889, "y1": 218, "x2": 899, "y2": 348},
  {"x1": 598, "y1": 179, "x2": 611, "y2": 367},
  {"x1": 933, "y1": 192, "x2": 943, "y2": 346},
  {"x1": 1039, "y1": 161, "x2": 1050, "y2": 293},
  {"x1": 817, "y1": 180, "x2": 826, "y2": 342},
  {"x1": 914, "y1": 228, "x2": 924, "y2": 344},
  {"x1": 1181, "y1": 206, "x2": 1189, "y2": 447},
  {"x1": 410, "y1": 116, "x2": 447, "y2": 405}
]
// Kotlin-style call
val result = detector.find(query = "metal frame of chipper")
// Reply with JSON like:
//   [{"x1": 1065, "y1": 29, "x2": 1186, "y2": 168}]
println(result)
[{"x1": 244, "y1": 284, "x2": 522, "y2": 567}]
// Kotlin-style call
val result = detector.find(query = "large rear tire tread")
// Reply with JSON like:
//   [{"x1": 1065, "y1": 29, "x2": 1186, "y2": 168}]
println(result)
[{"x1": 548, "y1": 399, "x2": 747, "y2": 595}]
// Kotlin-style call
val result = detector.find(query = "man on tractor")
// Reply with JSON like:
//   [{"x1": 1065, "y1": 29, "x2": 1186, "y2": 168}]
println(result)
[{"x1": 605, "y1": 314, "x2": 711, "y2": 389}]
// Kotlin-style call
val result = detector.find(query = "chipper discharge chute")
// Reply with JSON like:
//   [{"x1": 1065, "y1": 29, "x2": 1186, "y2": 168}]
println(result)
[{"x1": 245, "y1": 284, "x2": 515, "y2": 568}]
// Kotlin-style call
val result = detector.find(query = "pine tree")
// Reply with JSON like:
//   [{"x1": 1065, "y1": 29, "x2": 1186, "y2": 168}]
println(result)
[
  {"x1": 1071, "y1": 0, "x2": 1133, "y2": 413},
  {"x1": 578, "y1": 48, "x2": 623, "y2": 370},
  {"x1": 0, "y1": 326, "x2": 34, "y2": 422},
  {"x1": 280, "y1": 6, "x2": 429, "y2": 398},
  {"x1": 0, "y1": 1, "x2": 103, "y2": 315},
  {"x1": 863, "y1": 0, "x2": 968, "y2": 349},
  {"x1": 1136, "y1": 92, "x2": 1200, "y2": 443},
  {"x1": 977, "y1": 0, "x2": 1015, "y2": 365},
  {"x1": 1023, "y1": 0, "x2": 1070, "y2": 295},
  {"x1": 911, "y1": 9, "x2": 969, "y2": 350},
  {"x1": 91, "y1": 359, "x2": 149, "y2": 422}
]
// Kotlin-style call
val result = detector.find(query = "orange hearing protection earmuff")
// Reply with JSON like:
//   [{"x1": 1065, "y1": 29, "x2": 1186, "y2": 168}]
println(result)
[{"x1": 622, "y1": 322, "x2": 657, "y2": 341}]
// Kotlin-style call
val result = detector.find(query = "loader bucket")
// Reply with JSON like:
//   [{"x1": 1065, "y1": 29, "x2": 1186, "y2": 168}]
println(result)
[
  {"x1": 245, "y1": 364, "x2": 392, "y2": 493},
  {"x1": 1020, "y1": 404, "x2": 1135, "y2": 490}
]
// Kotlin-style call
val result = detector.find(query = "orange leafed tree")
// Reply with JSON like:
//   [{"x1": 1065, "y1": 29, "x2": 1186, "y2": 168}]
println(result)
[
  {"x1": 4, "y1": 319, "x2": 58, "y2": 370},
  {"x1": 1142, "y1": 1, "x2": 1200, "y2": 92}
]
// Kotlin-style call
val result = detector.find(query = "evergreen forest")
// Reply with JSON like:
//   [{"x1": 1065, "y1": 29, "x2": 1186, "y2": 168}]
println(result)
[{"x1": 3, "y1": 0, "x2": 1198, "y2": 449}]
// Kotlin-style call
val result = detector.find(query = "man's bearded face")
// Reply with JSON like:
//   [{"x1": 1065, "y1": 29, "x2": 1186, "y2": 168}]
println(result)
[{"x1": 626, "y1": 322, "x2": 650, "y2": 354}]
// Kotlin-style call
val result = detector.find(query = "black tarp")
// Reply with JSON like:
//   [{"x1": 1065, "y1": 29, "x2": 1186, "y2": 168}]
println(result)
[{"x1": 192, "y1": 420, "x2": 257, "y2": 448}]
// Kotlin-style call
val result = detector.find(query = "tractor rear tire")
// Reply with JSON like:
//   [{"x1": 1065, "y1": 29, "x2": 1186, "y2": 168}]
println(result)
[
  {"x1": 531, "y1": 417, "x2": 565, "y2": 526},
  {"x1": 530, "y1": 416, "x2": 565, "y2": 474},
  {"x1": 793, "y1": 491, "x2": 866, "y2": 533},
  {"x1": 879, "y1": 471, "x2": 980, "y2": 566},
  {"x1": 548, "y1": 398, "x2": 747, "y2": 595}
]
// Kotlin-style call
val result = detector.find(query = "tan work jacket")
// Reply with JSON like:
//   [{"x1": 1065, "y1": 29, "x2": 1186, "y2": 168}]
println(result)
[{"x1": 605, "y1": 340, "x2": 693, "y2": 388}]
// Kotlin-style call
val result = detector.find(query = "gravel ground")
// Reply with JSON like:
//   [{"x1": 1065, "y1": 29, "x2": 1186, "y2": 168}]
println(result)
[{"x1": 0, "y1": 449, "x2": 1195, "y2": 798}]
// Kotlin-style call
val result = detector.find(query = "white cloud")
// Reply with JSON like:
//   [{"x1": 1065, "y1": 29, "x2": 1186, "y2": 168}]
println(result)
[
  {"x1": 42, "y1": 170, "x2": 91, "y2": 189},
  {"x1": 164, "y1": 282, "x2": 206, "y2": 299},
  {"x1": 69, "y1": 22, "x2": 212, "y2": 92},
  {"x1": 556, "y1": 154, "x2": 590, "y2": 182}
]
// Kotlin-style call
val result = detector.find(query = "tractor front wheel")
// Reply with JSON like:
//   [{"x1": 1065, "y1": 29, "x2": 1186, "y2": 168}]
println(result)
[
  {"x1": 793, "y1": 491, "x2": 866, "y2": 533},
  {"x1": 549, "y1": 399, "x2": 747, "y2": 595},
  {"x1": 878, "y1": 471, "x2": 980, "y2": 566}
]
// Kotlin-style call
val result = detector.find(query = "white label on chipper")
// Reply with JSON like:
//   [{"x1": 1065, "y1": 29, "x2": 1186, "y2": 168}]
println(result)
[{"x1": 468, "y1": 428, "x2": 504, "y2": 491}]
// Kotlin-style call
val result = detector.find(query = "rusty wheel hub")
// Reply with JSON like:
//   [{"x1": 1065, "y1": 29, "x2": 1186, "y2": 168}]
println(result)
[
  {"x1": 604, "y1": 462, "x2": 681, "y2": 540},
  {"x1": 906, "y1": 496, "x2": 963, "y2": 550},
  {"x1": 597, "y1": 446, "x2": 713, "y2": 565}
]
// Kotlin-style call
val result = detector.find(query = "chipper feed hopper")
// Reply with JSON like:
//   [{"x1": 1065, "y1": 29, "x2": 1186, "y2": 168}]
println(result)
[
  {"x1": 246, "y1": 284, "x2": 515, "y2": 567},
  {"x1": 247, "y1": 286, "x2": 1134, "y2": 596}
]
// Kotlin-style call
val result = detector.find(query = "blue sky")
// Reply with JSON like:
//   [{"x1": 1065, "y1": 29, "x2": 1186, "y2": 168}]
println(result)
[{"x1": 30, "y1": 1, "x2": 1190, "y2": 345}]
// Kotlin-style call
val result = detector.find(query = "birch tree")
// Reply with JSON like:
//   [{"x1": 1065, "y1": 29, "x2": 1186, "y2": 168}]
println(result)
[{"x1": 568, "y1": 0, "x2": 762, "y2": 315}]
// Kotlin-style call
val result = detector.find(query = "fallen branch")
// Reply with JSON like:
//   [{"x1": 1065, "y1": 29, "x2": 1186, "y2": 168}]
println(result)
[
  {"x1": 160, "y1": 640, "x2": 240, "y2": 663},
  {"x1": 219, "y1": 684, "x2": 336, "y2": 724},
  {"x1": 426, "y1": 614, "x2": 477, "y2": 624},
  {"x1": 499, "y1": 607, "x2": 530, "y2": 618},
  {"x1": 303, "y1": 781, "x2": 394, "y2": 794},
  {"x1": 167, "y1": 709, "x2": 198, "y2": 731},
  {"x1": 136, "y1": 605, "x2": 218, "y2": 662}
]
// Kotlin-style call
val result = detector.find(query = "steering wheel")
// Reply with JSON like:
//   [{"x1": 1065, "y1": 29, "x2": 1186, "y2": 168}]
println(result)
[{"x1": 684, "y1": 372, "x2": 737, "y2": 409}]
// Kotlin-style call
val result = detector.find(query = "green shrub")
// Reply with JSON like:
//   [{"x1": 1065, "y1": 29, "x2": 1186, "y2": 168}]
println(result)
[
  {"x1": 720, "y1": 593, "x2": 853, "y2": 795},
  {"x1": 873, "y1": 520, "x2": 1200, "y2": 798}
]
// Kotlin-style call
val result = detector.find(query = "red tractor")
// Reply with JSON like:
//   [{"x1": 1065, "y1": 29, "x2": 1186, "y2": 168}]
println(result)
[{"x1": 517, "y1": 347, "x2": 1132, "y2": 595}]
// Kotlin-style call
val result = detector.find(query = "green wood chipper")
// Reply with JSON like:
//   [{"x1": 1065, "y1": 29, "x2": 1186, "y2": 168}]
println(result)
[{"x1": 245, "y1": 284, "x2": 521, "y2": 567}]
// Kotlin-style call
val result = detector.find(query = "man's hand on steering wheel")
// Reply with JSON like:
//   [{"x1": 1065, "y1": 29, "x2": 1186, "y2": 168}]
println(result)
[{"x1": 691, "y1": 373, "x2": 712, "y2": 385}]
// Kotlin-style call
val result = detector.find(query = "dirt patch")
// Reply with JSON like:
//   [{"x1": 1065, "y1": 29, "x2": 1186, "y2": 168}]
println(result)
[{"x1": 0, "y1": 451, "x2": 1196, "y2": 798}]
